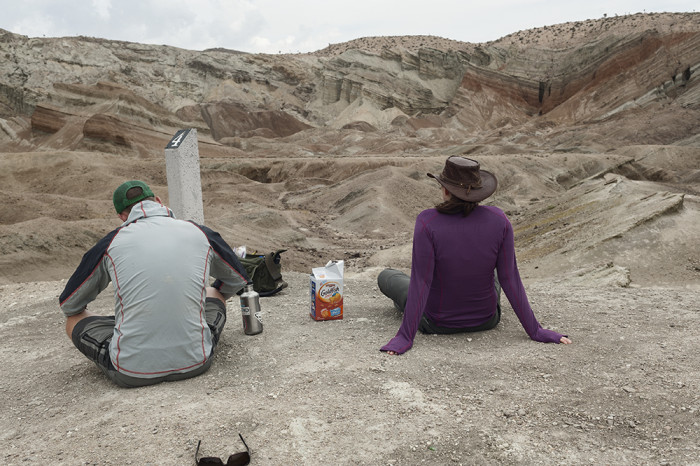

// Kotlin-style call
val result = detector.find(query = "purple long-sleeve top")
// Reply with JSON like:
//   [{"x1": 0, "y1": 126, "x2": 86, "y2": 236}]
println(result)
[{"x1": 381, "y1": 205, "x2": 565, "y2": 354}]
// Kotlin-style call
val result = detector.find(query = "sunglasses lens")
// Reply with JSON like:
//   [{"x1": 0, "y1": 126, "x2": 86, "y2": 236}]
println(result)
[
  {"x1": 195, "y1": 435, "x2": 250, "y2": 466},
  {"x1": 197, "y1": 458, "x2": 226, "y2": 466},
  {"x1": 226, "y1": 452, "x2": 251, "y2": 466}
]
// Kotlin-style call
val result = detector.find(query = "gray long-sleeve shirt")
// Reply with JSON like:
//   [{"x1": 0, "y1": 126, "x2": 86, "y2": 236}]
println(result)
[{"x1": 59, "y1": 200, "x2": 248, "y2": 378}]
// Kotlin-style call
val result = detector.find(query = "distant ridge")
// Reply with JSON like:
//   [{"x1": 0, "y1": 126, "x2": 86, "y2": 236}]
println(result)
[
  {"x1": 306, "y1": 12, "x2": 699, "y2": 57},
  {"x1": 308, "y1": 35, "x2": 476, "y2": 57}
]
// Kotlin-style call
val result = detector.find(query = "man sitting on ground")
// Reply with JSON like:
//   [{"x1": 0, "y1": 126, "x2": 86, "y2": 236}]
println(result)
[{"x1": 59, "y1": 180, "x2": 248, "y2": 387}]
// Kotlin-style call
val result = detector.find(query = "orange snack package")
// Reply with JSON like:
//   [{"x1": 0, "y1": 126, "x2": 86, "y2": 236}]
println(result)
[{"x1": 310, "y1": 260, "x2": 344, "y2": 321}]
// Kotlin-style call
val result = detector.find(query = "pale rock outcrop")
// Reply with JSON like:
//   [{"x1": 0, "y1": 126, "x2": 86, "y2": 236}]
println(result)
[
  {"x1": 0, "y1": 13, "x2": 698, "y2": 287},
  {"x1": 1, "y1": 13, "x2": 698, "y2": 146}
]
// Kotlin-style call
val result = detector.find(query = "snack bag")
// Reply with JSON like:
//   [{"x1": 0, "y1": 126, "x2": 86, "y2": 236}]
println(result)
[{"x1": 310, "y1": 260, "x2": 344, "y2": 321}]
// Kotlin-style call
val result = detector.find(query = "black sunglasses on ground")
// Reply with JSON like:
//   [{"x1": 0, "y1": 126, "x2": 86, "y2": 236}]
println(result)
[{"x1": 194, "y1": 434, "x2": 251, "y2": 466}]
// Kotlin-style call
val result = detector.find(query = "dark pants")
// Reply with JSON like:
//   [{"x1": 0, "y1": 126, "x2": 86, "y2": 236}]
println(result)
[{"x1": 377, "y1": 268, "x2": 501, "y2": 334}]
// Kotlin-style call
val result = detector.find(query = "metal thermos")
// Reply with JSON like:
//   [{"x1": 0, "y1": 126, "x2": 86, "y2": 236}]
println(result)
[{"x1": 240, "y1": 284, "x2": 263, "y2": 335}]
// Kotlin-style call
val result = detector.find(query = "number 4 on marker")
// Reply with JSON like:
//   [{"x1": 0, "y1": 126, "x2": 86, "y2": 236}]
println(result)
[{"x1": 170, "y1": 131, "x2": 185, "y2": 147}]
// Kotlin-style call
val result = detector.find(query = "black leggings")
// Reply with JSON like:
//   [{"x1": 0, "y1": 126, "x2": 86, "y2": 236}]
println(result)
[{"x1": 377, "y1": 268, "x2": 501, "y2": 334}]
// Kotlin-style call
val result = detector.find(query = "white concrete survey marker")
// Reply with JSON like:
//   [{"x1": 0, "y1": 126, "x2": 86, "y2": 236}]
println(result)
[{"x1": 164, "y1": 128, "x2": 204, "y2": 224}]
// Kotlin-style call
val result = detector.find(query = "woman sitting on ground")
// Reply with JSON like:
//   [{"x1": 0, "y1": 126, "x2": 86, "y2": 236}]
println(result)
[{"x1": 379, "y1": 156, "x2": 571, "y2": 355}]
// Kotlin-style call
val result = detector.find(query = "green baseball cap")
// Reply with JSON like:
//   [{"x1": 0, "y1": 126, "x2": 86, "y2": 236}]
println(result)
[{"x1": 113, "y1": 180, "x2": 155, "y2": 213}]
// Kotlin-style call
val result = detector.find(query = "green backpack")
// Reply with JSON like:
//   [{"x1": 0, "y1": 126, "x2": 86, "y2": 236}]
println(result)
[{"x1": 239, "y1": 249, "x2": 288, "y2": 297}]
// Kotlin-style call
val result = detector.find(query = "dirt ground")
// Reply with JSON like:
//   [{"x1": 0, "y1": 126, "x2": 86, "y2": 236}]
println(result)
[
  {"x1": 1, "y1": 269, "x2": 698, "y2": 465},
  {"x1": 0, "y1": 148, "x2": 697, "y2": 465}
]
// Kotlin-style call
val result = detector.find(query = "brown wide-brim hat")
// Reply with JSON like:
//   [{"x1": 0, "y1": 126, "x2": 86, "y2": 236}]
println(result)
[{"x1": 427, "y1": 156, "x2": 497, "y2": 202}]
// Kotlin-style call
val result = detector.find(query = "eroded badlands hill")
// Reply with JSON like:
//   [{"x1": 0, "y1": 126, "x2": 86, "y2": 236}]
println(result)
[{"x1": 0, "y1": 12, "x2": 698, "y2": 287}]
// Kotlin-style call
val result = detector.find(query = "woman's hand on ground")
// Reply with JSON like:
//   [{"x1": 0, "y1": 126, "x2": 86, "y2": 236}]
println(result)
[
  {"x1": 560, "y1": 336, "x2": 572, "y2": 344},
  {"x1": 387, "y1": 351, "x2": 399, "y2": 355}
]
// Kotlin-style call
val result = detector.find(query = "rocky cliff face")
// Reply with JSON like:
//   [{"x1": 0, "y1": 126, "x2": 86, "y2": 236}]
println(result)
[
  {"x1": 1, "y1": 12, "x2": 698, "y2": 153},
  {"x1": 0, "y1": 13, "x2": 698, "y2": 286},
  {"x1": 449, "y1": 25, "x2": 700, "y2": 144}
]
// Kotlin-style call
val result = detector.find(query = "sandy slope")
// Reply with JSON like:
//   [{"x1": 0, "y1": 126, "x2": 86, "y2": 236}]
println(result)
[
  {"x1": 1, "y1": 271, "x2": 699, "y2": 465},
  {"x1": 0, "y1": 143, "x2": 697, "y2": 466}
]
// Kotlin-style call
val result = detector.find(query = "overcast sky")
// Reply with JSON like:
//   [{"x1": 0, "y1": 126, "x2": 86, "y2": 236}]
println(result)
[{"x1": 0, "y1": 0, "x2": 697, "y2": 54}]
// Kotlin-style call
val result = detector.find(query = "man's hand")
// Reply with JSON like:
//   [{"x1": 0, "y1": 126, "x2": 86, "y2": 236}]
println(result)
[{"x1": 65, "y1": 308, "x2": 97, "y2": 338}]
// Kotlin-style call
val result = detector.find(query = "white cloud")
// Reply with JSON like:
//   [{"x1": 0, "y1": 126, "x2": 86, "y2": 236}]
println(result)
[
  {"x1": 249, "y1": 35, "x2": 272, "y2": 51},
  {"x1": 9, "y1": 14, "x2": 56, "y2": 38},
  {"x1": 92, "y1": 0, "x2": 111, "y2": 20}
]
